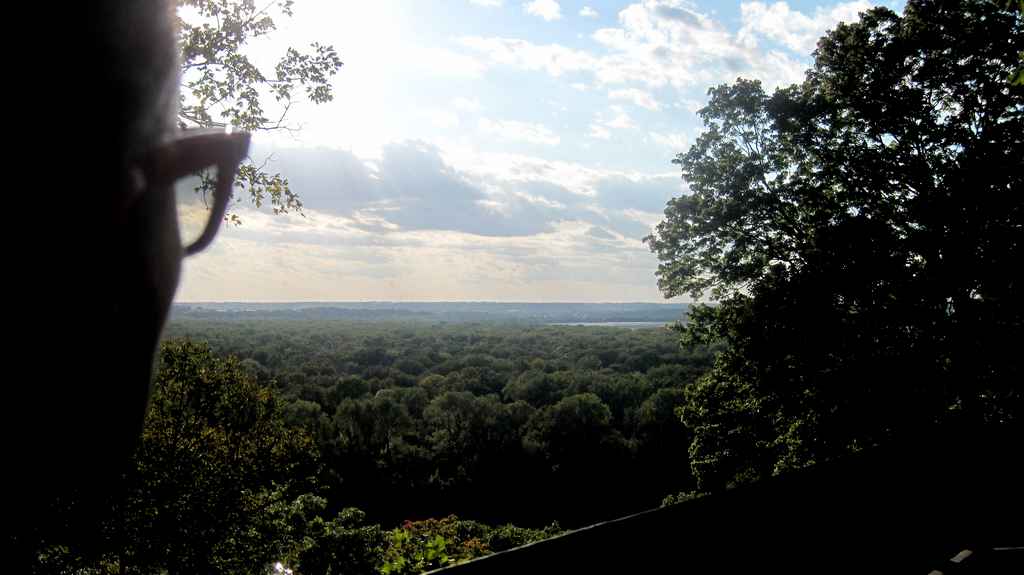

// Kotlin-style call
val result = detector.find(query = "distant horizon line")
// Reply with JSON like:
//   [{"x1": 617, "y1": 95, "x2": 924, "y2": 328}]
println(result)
[{"x1": 173, "y1": 300, "x2": 692, "y2": 305}]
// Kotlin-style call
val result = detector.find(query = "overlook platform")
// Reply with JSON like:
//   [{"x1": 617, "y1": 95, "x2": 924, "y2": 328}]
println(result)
[{"x1": 433, "y1": 424, "x2": 1022, "y2": 574}]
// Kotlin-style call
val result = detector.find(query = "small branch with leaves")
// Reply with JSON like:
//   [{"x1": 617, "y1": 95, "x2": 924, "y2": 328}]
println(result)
[{"x1": 175, "y1": 0, "x2": 342, "y2": 223}]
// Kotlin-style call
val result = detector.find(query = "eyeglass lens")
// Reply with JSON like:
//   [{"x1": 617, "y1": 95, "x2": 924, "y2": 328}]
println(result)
[{"x1": 174, "y1": 166, "x2": 223, "y2": 252}]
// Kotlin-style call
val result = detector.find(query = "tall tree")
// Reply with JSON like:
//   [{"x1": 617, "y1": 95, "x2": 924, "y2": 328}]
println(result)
[
  {"x1": 112, "y1": 341, "x2": 319, "y2": 574},
  {"x1": 176, "y1": 0, "x2": 343, "y2": 218},
  {"x1": 646, "y1": 0, "x2": 1024, "y2": 491}
]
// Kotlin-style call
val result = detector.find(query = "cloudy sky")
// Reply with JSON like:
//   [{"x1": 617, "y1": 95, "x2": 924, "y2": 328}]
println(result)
[{"x1": 175, "y1": 0, "x2": 900, "y2": 303}]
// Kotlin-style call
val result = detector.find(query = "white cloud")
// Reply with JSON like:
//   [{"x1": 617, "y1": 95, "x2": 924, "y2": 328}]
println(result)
[
  {"x1": 422, "y1": 109, "x2": 461, "y2": 129},
  {"x1": 414, "y1": 46, "x2": 488, "y2": 77},
  {"x1": 548, "y1": 99, "x2": 569, "y2": 112},
  {"x1": 458, "y1": 37, "x2": 596, "y2": 76},
  {"x1": 514, "y1": 190, "x2": 566, "y2": 209},
  {"x1": 588, "y1": 124, "x2": 612, "y2": 140},
  {"x1": 439, "y1": 145, "x2": 677, "y2": 201},
  {"x1": 677, "y1": 98, "x2": 705, "y2": 113},
  {"x1": 524, "y1": 0, "x2": 562, "y2": 21},
  {"x1": 620, "y1": 208, "x2": 665, "y2": 229},
  {"x1": 570, "y1": 82, "x2": 589, "y2": 91},
  {"x1": 580, "y1": 6, "x2": 599, "y2": 18},
  {"x1": 470, "y1": 0, "x2": 503, "y2": 7},
  {"x1": 604, "y1": 106, "x2": 634, "y2": 129},
  {"x1": 479, "y1": 118, "x2": 561, "y2": 146},
  {"x1": 453, "y1": 97, "x2": 483, "y2": 113},
  {"x1": 588, "y1": 0, "x2": 807, "y2": 89},
  {"x1": 608, "y1": 88, "x2": 661, "y2": 111},
  {"x1": 584, "y1": 105, "x2": 635, "y2": 140},
  {"x1": 178, "y1": 145, "x2": 683, "y2": 302},
  {"x1": 459, "y1": 0, "x2": 873, "y2": 92},
  {"x1": 649, "y1": 131, "x2": 689, "y2": 152},
  {"x1": 738, "y1": 1, "x2": 872, "y2": 54}
]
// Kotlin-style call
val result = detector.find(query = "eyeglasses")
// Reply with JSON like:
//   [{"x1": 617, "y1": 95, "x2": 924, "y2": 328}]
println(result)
[{"x1": 138, "y1": 127, "x2": 251, "y2": 256}]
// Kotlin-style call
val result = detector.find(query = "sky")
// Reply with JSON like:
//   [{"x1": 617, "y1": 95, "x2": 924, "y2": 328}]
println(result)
[{"x1": 175, "y1": 0, "x2": 901, "y2": 303}]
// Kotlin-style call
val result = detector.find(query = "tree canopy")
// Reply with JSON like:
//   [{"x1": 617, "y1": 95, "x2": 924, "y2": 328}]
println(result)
[
  {"x1": 646, "y1": 0, "x2": 1024, "y2": 490},
  {"x1": 26, "y1": 342, "x2": 321, "y2": 573},
  {"x1": 159, "y1": 319, "x2": 713, "y2": 528},
  {"x1": 25, "y1": 337, "x2": 574, "y2": 573}
]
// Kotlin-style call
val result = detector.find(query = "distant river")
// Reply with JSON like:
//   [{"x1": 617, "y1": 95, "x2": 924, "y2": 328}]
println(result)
[{"x1": 549, "y1": 321, "x2": 670, "y2": 328}]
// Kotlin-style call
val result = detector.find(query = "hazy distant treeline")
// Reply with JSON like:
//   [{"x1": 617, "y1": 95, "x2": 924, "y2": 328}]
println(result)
[{"x1": 170, "y1": 301, "x2": 690, "y2": 324}]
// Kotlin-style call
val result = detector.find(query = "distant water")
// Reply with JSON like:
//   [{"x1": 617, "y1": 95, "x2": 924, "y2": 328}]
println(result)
[{"x1": 549, "y1": 321, "x2": 670, "y2": 328}]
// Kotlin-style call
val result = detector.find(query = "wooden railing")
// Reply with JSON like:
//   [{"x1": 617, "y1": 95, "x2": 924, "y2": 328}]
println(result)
[{"x1": 432, "y1": 424, "x2": 1022, "y2": 574}]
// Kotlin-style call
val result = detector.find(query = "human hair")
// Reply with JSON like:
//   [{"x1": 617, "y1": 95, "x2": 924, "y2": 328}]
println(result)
[{"x1": 86, "y1": 1, "x2": 179, "y2": 162}]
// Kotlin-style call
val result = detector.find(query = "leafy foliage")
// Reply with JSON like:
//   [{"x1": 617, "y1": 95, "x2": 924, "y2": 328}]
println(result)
[
  {"x1": 109, "y1": 341, "x2": 319, "y2": 573},
  {"x1": 660, "y1": 490, "x2": 704, "y2": 507},
  {"x1": 1009, "y1": 0, "x2": 1024, "y2": 84},
  {"x1": 646, "y1": 0, "x2": 1024, "y2": 490},
  {"x1": 175, "y1": 0, "x2": 343, "y2": 218},
  {"x1": 289, "y1": 504, "x2": 389, "y2": 575},
  {"x1": 379, "y1": 516, "x2": 561, "y2": 574}
]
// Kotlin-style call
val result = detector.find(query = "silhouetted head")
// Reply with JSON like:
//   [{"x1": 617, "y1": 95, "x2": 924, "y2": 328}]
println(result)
[{"x1": 10, "y1": 1, "x2": 241, "y2": 526}]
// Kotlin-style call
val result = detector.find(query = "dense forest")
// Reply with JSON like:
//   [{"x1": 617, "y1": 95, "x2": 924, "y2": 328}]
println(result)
[
  {"x1": 162, "y1": 320, "x2": 715, "y2": 527},
  {"x1": 27, "y1": 321, "x2": 714, "y2": 573}
]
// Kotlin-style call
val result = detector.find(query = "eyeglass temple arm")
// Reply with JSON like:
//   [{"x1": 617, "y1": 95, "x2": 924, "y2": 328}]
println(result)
[
  {"x1": 184, "y1": 162, "x2": 239, "y2": 256},
  {"x1": 147, "y1": 132, "x2": 250, "y2": 186}
]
